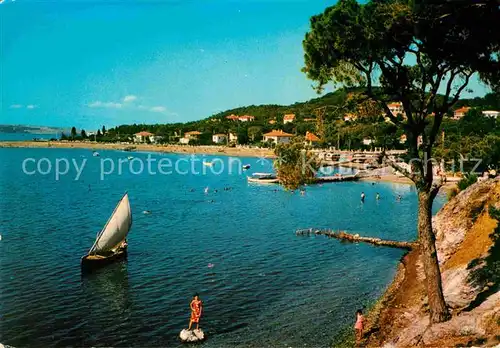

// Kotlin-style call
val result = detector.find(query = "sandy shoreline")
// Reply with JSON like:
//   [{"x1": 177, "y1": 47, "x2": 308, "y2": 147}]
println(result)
[{"x1": 0, "y1": 140, "x2": 276, "y2": 158}]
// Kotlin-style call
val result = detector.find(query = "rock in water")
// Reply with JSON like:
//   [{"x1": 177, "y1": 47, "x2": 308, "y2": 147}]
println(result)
[{"x1": 179, "y1": 329, "x2": 205, "y2": 342}]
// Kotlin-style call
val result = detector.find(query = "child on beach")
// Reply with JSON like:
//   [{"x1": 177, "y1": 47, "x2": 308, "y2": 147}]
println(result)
[{"x1": 354, "y1": 309, "x2": 364, "y2": 344}]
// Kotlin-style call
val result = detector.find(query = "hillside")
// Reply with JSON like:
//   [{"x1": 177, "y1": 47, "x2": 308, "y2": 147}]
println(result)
[
  {"x1": 0, "y1": 124, "x2": 66, "y2": 134},
  {"x1": 364, "y1": 177, "x2": 500, "y2": 347}
]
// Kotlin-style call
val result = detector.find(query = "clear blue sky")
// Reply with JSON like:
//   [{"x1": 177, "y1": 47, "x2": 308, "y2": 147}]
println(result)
[{"x1": 1, "y1": 0, "x2": 491, "y2": 130}]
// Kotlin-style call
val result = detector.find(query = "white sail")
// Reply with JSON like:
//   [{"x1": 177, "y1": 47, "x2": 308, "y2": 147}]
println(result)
[{"x1": 89, "y1": 193, "x2": 132, "y2": 254}]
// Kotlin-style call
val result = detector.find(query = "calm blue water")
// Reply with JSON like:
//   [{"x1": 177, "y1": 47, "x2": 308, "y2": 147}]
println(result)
[
  {"x1": 0, "y1": 133, "x2": 59, "y2": 141},
  {"x1": 0, "y1": 148, "x2": 445, "y2": 347}
]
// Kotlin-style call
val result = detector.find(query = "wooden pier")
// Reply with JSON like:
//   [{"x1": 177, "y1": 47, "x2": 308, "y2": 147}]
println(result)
[
  {"x1": 316, "y1": 174, "x2": 359, "y2": 183},
  {"x1": 296, "y1": 228, "x2": 417, "y2": 250}
]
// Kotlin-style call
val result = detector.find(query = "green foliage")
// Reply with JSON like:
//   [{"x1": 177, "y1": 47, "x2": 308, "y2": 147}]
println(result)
[
  {"x1": 302, "y1": 0, "x2": 500, "y2": 190},
  {"x1": 274, "y1": 138, "x2": 320, "y2": 190},
  {"x1": 457, "y1": 174, "x2": 478, "y2": 192},
  {"x1": 70, "y1": 127, "x2": 77, "y2": 138},
  {"x1": 80, "y1": 129, "x2": 87, "y2": 138},
  {"x1": 247, "y1": 126, "x2": 262, "y2": 142}
]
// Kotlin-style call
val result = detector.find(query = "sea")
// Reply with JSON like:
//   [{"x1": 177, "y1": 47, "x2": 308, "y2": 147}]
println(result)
[{"x1": 0, "y1": 146, "x2": 445, "y2": 347}]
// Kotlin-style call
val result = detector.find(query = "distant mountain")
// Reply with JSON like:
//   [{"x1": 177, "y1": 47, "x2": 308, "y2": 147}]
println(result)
[{"x1": 0, "y1": 124, "x2": 68, "y2": 134}]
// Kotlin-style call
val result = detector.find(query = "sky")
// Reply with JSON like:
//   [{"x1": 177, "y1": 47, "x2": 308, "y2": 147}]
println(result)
[{"x1": 0, "y1": 0, "x2": 492, "y2": 130}]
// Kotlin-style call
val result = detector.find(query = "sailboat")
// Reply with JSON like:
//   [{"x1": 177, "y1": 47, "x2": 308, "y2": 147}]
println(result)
[{"x1": 81, "y1": 192, "x2": 132, "y2": 273}]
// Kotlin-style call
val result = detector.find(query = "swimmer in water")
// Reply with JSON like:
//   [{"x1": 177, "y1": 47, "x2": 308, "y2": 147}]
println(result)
[
  {"x1": 376, "y1": 193, "x2": 380, "y2": 200},
  {"x1": 361, "y1": 192, "x2": 365, "y2": 202},
  {"x1": 204, "y1": 187, "x2": 209, "y2": 194}
]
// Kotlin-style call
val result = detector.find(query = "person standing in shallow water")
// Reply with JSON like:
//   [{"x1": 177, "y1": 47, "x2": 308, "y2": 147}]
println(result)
[
  {"x1": 360, "y1": 192, "x2": 365, "y2": 203},
  {"x1": 354, "y1": 309, "x2": 364, "y2": 345},
  {"x1": 188, "y1": 294, "x2": 203, "y2": 331}
]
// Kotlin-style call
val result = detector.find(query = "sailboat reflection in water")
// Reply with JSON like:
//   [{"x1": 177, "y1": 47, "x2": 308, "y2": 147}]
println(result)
[{"x1": 81, "y1": 192, "x2": 132, "y2": 273}]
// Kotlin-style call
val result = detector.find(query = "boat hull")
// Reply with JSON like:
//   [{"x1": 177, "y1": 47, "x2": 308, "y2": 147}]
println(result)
[
  {"x1": 247, "y1": 177, "x2": 279, "y2": 184},
  {"x1": 81, "y1": 248, "x2": 127, "y2": 273}
]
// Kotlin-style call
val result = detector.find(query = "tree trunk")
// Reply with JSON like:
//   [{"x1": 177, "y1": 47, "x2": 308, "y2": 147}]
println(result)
[{"x1": 417, "y1": 191, "x2": 450, "y2": 323}]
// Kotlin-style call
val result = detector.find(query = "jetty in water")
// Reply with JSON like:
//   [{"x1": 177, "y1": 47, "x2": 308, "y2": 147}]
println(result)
[
  {"x1": 316, "y1": 174, "x2": 359, "y2": 183},
  {"x1": 295, "y1": 228, "x2": 417, "y2": 250}
]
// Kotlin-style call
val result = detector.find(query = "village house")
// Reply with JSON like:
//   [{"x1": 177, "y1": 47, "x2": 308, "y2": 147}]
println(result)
[
  {"x1": 179, "y1": 131, "x2": 202, "y2": 144},
  {"x1": 453, "y1": 106, "x2": 471, "y2": 120},
  {"x1": 304, "y1": 131, "x2": 320, "y2": 146},
  {"x1": 363, "y1": 138, "x2": 374, "y2": 146},
  {"x1": 387, "y1": 102, "x2": 406, "y2": 119},
  {"x1": 283, "y1": 114, "x2": 295, "y2": 124},
  {"x1": 343, "y1": 113, "x2": 358, "y2": 122},
  {"x1": 228, "y1": 132, "x2": 238, "y2": 143},
  {"x1": 226, "y1": 114, "x2": 255, "y2": 122},
  {"x1": 134, "y1": 131, "x2": 159, "y2": 143},
  {"x1": 263, "y1": 129, "x2": 293, "y2": 145},
  {"x1": 212, "y1": 133, "x2": 227, "y2": 144},
  {"x1": 399, "y1": 134, "x2": 423, "y2": 146},
  {"x1": 482, "y1": 110, "x2": 500, "y2": 118}
]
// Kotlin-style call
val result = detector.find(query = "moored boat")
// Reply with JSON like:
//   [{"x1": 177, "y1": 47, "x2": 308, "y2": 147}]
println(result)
[
  {"x1": 243, "y1": 164, "x2": 251, "y2": 170},
  {"x1": 247, "y1": 172, "x2": 279, "y2": 184},
  {"x1": 81, "y1": 192, "x2": 132, "y2": 273}
]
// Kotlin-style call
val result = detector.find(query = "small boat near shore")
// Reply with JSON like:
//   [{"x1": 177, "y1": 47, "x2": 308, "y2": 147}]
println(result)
[
  {"x1": 92, "y1": 151, "x2": 100, "y2": 157},
  {"x1": 243, "y1": 164, "x2": 251, "y2": 170},
  {"x1": 81, "y1": 192, "x2": 132, "y2": 273},
  {"x1": 247, "y1": 172, "x2": 279, "y2": 184}
]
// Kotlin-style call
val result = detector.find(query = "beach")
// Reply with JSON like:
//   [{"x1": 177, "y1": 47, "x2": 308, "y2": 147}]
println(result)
[{"x1": 0, "y1": 140, "x2": 276, "y2": 158}]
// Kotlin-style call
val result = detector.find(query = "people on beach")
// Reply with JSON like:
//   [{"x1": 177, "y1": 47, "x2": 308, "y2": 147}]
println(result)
[
  {"x1": 188, "y1": 294, "x2": 203, "y2": 331},
  {"x1": 354, "y1": 309, "x2": 364, "y2": 344},
  {"x1": 360, "y1": 192, "x2": 365, "y2": 202}
]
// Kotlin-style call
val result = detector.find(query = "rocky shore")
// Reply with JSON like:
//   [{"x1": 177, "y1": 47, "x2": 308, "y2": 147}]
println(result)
[{"x1": 363, "y1": 177, "x2": 500, "y2": 347}]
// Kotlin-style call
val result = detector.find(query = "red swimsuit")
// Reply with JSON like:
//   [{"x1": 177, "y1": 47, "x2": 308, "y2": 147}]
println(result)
[{"x1": 190, "y1": 300, "x2": 202, "y2": 323}]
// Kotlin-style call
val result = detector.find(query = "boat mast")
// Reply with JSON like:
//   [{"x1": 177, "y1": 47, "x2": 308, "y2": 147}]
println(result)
[{"x1": 88, "y1": 192, "x2": 128, "y2": 255}]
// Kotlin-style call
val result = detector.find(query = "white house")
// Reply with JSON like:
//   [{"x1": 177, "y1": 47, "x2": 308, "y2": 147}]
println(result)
[
  {"x1": 387, "y1": 102, "x2": 406, "y2": 118},
  {"x1": 226, "y1": 114, "x2": 255, "y2": 122},
  {"x1": 179, "y1": 131, "x2": 202, "y2": 144},
  {"x1": 482, "y1": 110, "x2": 500, "y2": 118},
  {"x1": 134, "y1": 131, "x2": 158, "y2": 143},
  {"x1": 453, "y1": 106, "x2": 471, "y2": 120},
  {"x1": 212, "y1": 134, "x2": 227, "y2": 144},
  {"x1": 283, "y1": 114, "x2": 295, "y2": 124},
  {"x1": 229, "y1": 132, "x2": 238, "y2": 143},
  {"x1": 263, "y1": 130, "x2": 293, "y2": 145},
  {"x1": 363, "y1": 138, "x2": 374, "y2": 146}
]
